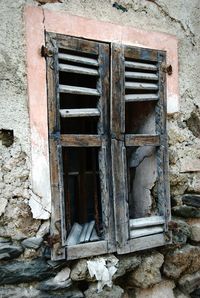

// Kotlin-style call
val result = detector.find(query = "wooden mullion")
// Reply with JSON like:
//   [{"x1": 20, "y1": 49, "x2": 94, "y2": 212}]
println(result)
[
  {"x1": 125, "y1": 134, "x2": 160, "y2": 147},
  {"x1": 111, "y1": 43, "x2": 129, "y2": 253},
  {"x1": 46, "y1": 33, "x2": 66, "y2": 260},
  {"x1": 157, "y1": 51, "x2": 171, "y2": 231}
]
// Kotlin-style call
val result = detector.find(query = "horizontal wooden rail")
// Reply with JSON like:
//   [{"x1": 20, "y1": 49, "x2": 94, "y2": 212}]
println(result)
[
  {"x1": 125, "y1": 71, "x2": 158, "y2": 80},
  {"x1": 130, "y1": 226, "x2": 163, "y2": 239},
  {"x1": 125, "y1": 134, "x2": 160, "y2": 146},
  {"x1": 60, "y1": 134, "x2": 102, "y2": 147},
  {"x1": 129, "y1": 216, "x2": 165, "y2": 229}
]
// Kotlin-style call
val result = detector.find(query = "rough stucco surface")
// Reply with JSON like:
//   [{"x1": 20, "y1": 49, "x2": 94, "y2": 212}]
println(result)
[{"x1": 0, "y1": 0, "x2": 200, "y2": 297}]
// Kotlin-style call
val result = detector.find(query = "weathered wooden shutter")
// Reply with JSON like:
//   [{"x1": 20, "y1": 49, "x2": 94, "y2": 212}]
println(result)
[
  {"x1": 46, "y1": 33, "x2": 115, "y2": 260},
  {"x1": 111, "y1": 44, "x2": 171, "y2": 254}
]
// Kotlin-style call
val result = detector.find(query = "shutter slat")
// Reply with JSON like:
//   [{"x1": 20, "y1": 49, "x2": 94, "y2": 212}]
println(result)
[
  {"x1": 59, "y1": 84, "x2": 100, "y2": 96},
  {"x1": 125, "y1": 72, "x2": 158, "y2": 80},
  {"x1": 130, "y1": 226, "x2": 163, "y2": 238},
  {"x1": 125, "y1": 61, "x2": 157, "y2": 71},
  {"x1": 129, "y1": 216, "x2": 165, "y2": 229},
  {"x1": 59, "y1": 63, "x2": 99, "y2": 76},
  {"x1": 58, "y1": 53, "x2": 98, "y2": 66},
  {"x1": 125, "y1": 94, "x2": 159, "y2": 102},
  {"x1": 125, "y1": 82, "x2": 158, "y2": 90},
  {"x1": 59, "y1": 108, "x2": 100, "y2": 118}
]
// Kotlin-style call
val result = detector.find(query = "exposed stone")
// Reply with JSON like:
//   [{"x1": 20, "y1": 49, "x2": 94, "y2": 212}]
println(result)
[
  {"x1": 180, "y1": 158, "x2": 200, "y2": 173},
  {"x1": 71, "y1": 259, "x2": 90, "y2": 281},
  {"x1": 23, "y1": 248, "x2": 40, "y2": 259},
  {"x1": 191, "y1": 288, "x2": 200, "y2": 298},
  {"x1": 0, "y1": 198, "x2": 8, "y2": 216},
  {"x1": 0, "y1": 244, "x2": 23, "y2": 260},
  {"x1": 0, "y1": 237, "x2": 11, "y2": 244},
  {"x1": 38, "y1": 267, "x2": 71, "y2": 291},
  {"x1": 163, "y1": 245, "x2": 200, "y2": 279},
  {"x1": 173, "y1": 288, "x2": 190, "y2": 298},
  {"x1": 188, "y1": 177, "x2": 200, "y2": 194},
  {"x1": 0, "y1": 258, "x2": 61, "y2": 285},
  {"x1": 172, "y1": 220, "x2": 191, "y2": 245},
  {"x1": 190, "y1": 223, "x2": 200, "y2": 242},
  {"x1": 132, "y1": 280, "x2": 175, "y2": 298},
  {"x1": 182, "y1": 194, "x2": 200, "y2": 208},
  {"x1": 84, "y1": 283, "x2": 124, "y2": 298},
  {"x1": 0, "y1": 198, "x2": 41, "y2": 240},
  {"x1": 113, "y1": 254, "x2": 141, "y2": 279},
  {"x1": 21, "y1": 236, "x2": 43, "y2": 249},
  {"x1": 36, "y1": 220, "x2": 50, "y2": 238},
  {"x1": 0, "y1": 285, "x2": 40, "y2": 298},
  {"x1": 169, "y1": 173, "x2": 188, "y2": 196},
  {"x1": 0, "y1": 285, "x2": 84, "y2": 298},
  {"x1": 172, "y1": 205, "x2": 200, "y2": 218},
  {"x1": 186, "y1": 107, "x2": 200, "y2": 138},
  {"x1": 178, "y1": 271, "x2": 200, "y2": 294},
  {"x1": 126, "y1": 252, "x2": 164, "y2": 288}
]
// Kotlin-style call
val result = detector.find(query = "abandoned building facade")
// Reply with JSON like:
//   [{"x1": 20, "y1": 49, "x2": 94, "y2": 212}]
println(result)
[{"x1": 0, "y1": 0, "x2": 200, "y2": 297}]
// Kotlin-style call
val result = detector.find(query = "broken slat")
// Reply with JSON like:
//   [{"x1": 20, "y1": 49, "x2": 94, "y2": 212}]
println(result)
[
  {"x1": 125, "y1": 72, "x2": 158, "y2": 80},
  {"x1": 66, "y1": 223, "x2": 82, "y2": 246},
  {"x1": 59, "y1": 84, "x2": 100, "y2": 96},
  {"x1": 85, "y1": 220, "x2": 95, "y2": 242},
  {"x1": 59, "y1": 108, "x2": 100, "y2": 118},
  {"x1": 125, "y1": 134, "x2": 160, "y2": 146},
  {"x1": 125, "y1": 94, "x2": 159, "y2": 102},
  {"x1": 79, "y1": 222, "x2": 89, "y2": 243},
  {"x1": 58, "y1": 53, "x2": 98, "y2": 66},
  {"x1": 125, "y1": 82, "x2": 158, "y2": 90},
  {"x1": 129, "y1": 216, "x2": 165, "y2": 229},
  {"x1": 130, "y1": 226, "x2": 163, "y2": 239},
  {"x1": 60, "y1": 134, "x2": 101, "y2": 147},
  {"x1": 125, "y1": 61, "x2": 157, "y2": 71},
  {"x1": 59, "y1": 63, "x2": 99, "y2": 76}
]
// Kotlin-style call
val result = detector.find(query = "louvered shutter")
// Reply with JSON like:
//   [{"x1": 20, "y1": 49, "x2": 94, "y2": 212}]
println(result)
[
  {"x1": 111, "y1": 44, "x2": 171, "y2": 254},
  {"x1": 46, "y1": 33, "x2": 115, "y2": 260}
]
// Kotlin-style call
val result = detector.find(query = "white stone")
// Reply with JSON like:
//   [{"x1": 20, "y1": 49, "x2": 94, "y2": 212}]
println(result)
[
  {"x1": 190, "y1": 223, "x2": 200, "y2": 242},
  {"x1": 36, "y1": 220, "x2": 50, "y2": 237},
  {"x1": 54, "y1": 267, "x2": 71, "y2": 282},
  {"x1": 0, "y1": 198, "x2": 8, "y2": 216},
  {"x1": 29, "y1": 192, "x2": 50, "y2": 220}
]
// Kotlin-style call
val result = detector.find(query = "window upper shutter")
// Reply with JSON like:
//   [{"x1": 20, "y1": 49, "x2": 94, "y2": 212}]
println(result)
[
  {"x1": 111, "y1": 44, "x2": 171, "y2": 254},
  {"x1": 46, "y1": 33, "x2": 115, "y2": 260}
]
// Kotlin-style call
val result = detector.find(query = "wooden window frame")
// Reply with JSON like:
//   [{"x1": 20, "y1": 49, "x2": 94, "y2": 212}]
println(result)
[{"x1": 46, "y1": 32, "x2": 171, "y2": 261}]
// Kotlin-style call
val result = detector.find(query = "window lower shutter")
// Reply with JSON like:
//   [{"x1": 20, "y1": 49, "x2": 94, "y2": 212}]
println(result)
[
  {"x1": 46, "y1": 33, "x2": 114, "y2": 260},
  {"x1": 112, "y1": 44, "x2": 171, "y2": 254}
]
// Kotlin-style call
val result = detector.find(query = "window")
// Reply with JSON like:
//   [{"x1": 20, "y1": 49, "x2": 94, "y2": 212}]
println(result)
[{"x1": 45, "y1": 33, "x2": 171, "y2": 260}]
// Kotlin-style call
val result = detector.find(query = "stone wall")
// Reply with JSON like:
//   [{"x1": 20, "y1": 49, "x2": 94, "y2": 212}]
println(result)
[{"x1": 0, "y1": 0, "x2": 200, "y2": 297}]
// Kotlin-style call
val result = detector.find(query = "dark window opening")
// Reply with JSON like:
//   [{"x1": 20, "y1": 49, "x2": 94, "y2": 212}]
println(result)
[{"x1": 62, "y1": 147, "x2": 103, "y2": 246}]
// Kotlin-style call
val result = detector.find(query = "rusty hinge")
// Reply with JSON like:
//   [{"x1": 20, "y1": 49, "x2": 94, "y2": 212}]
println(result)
[
  {"x1": 41, "y1": 45, "x2": 53, "y2": 57},
  {"x1": 162, "y1": 64, "x2": 173, "y2": 75}
]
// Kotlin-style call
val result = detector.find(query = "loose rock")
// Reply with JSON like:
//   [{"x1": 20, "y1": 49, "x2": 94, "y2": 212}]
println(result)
[
  {"x1": 182, "y1": 194, "x2": 200, "y2": 208},
  {"x1": 114, "y1": 254, "x2": 141, "y2": 279},
  {"x1": 190, "y1": 223, "x2": 200, "y2": 242},
  {"x1": 178, "y1": 271, "x2": 200, "y2": 294},
  {"x1": 0, "y1": 244, "x2": 23, "y2": 260},
  {"x1": 126, "y1": 252, "x2": 164, "y2": 288},
  {"x1": 38, "y1": 267, "x2": 71, "y2": 291},
  {"x1": 172, "y1": 205, "x2": 200, "y2": 218},
  {"x1": 22, "y1": 237, "x2": 43, "y2": 249},
  {"x1": 84, "y1": 283, "x2": 124, "y2": 298},
  {"x1": 163, "y1": 245, "x2": 200, "y2": 279}
]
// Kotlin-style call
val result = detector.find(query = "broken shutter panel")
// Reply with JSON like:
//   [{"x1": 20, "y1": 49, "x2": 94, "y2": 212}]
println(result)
[
  {"x1": 46, "y1": 33, "x2": 113, "y2": 260},
  {"x1": 113, "y1": 44, "x2": 171, "y2": 254}
]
